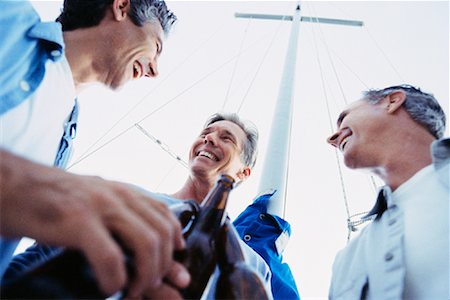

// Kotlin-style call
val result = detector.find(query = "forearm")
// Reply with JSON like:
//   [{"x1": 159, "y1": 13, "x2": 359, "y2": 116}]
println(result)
[{"x1": 0, "y1": 149, "x2": 61, "y2": 238}]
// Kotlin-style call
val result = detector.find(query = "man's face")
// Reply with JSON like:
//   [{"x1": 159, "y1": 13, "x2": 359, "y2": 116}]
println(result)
[
  {"x1": 326, "y1": 98, "x2": 391, "y2": 169},
  {"x1": 99, "y1": 18, "x2": 164, "y2": 89},
  {"x1": 189, "y1": 120, "x2": 249, "y2": 183}
]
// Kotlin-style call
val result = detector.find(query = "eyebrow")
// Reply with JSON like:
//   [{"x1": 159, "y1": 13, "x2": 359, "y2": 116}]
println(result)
[
  {"x1": 201, "y1": 127, "x2": 238, "y2": 143},
  {"x1": 336, "y1": 110, "x2": 348, "y2": 126}
]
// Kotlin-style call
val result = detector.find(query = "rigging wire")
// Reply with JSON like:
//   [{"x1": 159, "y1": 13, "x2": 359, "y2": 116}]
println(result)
[
  {"x1": 329, "y1": 2, "x2": 405, "y2": 82},
  {"x1": 68, "y1": 24, "x2": 227, "y2": 170},
  {"x1": 134, "y1": 124, "x2": 188, "y2": 168},
  {"x1": 222, "y1": 17, "x2": 252, "y2": 110},
  {"x1": 307, "y1": 2, "x2": 376, "y2": 241},
  {"x1": 307, "y1": 6, "x2": 351, "y2": 228},
  {"x1": 236, "y1": 14, "x2": 289, "y2": 114},
  {"x1": 309, "y1": 3, "x2": 349, "y2": 106},
  {"x1": 312, "y1": 2, "x2": 381, "y2": 196},
  {"x1": 68, "y1": 32, "x2": 277, "y2": 170},
  {"x1": 364, "y1": 27, "x2": 405, "y2": 82},
  {"x1": 155, "y1": 160, "x2": 180, "y2": 191}
]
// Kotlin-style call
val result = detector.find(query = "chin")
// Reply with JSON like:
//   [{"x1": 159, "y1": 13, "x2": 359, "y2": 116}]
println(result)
[{"x1": 344, "y1": 154, "x2": 359, "y2": 169}]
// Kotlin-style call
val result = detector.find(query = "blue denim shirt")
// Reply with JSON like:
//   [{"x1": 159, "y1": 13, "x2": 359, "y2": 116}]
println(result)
[
  {"x1": 0, "y1": 1, "x2": 65, "y2": 114},
  {"x1": 233, "y1": 190, "x2": 301, "y2": 300},
  {"x1": 0, "y1": 1, "x2": 77, "y2": 279}
]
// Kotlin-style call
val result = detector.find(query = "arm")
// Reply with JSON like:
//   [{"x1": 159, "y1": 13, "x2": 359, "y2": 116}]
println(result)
[{"x1": 0, "y1": 149, "x2": 189, "y2": 297}]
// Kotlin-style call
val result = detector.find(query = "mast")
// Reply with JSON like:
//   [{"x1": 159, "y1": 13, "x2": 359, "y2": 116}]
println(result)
[{"x1": 236, "y1": 3, "x2": 363, "y2": 218}]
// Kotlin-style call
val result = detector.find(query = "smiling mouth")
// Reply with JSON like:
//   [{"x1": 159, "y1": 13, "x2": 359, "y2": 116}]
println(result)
[
  {"x1": 339, "y1": 135, "x2": 351, "y2": 152},
  {"x1": 133, "y1": 61, "x2": 143, "y2": 79},
  {"x1": 197, "y1": 150, "x2": 219, "y2": 161}
]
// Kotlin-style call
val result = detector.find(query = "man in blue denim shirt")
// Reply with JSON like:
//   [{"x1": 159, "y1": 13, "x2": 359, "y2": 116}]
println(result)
[
  {"x1": 0, "y1": 1, "x2": 193, "y2": 298},
  {"x1": 327, "y1": 85, "x2": 448, "y2": 299},
  {"x1": 4, "y1": 112, "x2": 300, "y2": 299}
]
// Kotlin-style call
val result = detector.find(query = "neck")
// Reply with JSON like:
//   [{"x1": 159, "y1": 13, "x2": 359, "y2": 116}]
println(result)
[
  {"x1": 171, "y1": 176, "x2": 215, "y2": 204},
  {"x1": 372, "y1": 130, "x2": 434, "y2": 191},
  {"x1": 63, "y1": 23, "x2": 112, "y2": 92}
]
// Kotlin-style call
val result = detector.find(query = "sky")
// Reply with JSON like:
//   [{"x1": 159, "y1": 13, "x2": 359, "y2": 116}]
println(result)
[{"x1": 27, "y1": 1, "x2": 450, "y2": 299}]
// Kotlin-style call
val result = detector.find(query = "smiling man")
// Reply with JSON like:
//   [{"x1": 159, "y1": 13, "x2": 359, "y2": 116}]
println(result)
[
  {"x1": 327, "y1": 85, "x2": 449, "y2": 299},
  {"x1": 0, "y1": 1, "x2": 189, "y2": 298}
]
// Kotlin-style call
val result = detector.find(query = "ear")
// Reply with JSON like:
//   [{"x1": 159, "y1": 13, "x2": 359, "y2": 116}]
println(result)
[
  {"x1": 385, "y1": 90, "x2": 406, "y2": 114},
  {"x1": 112, "y1": 0, "x2": 131, "y2": 21},
  {"x1": 237, "y1": 167, "x2": 251, "y2": 182}
]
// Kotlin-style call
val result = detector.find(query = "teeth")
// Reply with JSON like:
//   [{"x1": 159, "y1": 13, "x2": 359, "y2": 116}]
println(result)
[
  {"x1": 198, "y1": 150, "x2": 218, "y2": 161},
  {"x1": 133, "y1": 62, "x2": 142, "y2": 79},
  {"x1": 340, "y1": 136, "x2": 350, "y2": 152}
]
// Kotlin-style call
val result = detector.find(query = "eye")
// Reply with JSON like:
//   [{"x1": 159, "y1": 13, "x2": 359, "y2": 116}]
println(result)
[
  {"x1": 156, "y1": 42, "x2": 162, "y2": 55},
  {"x1": 222, "y1": 135, "x2": 235, "y2": 143}
]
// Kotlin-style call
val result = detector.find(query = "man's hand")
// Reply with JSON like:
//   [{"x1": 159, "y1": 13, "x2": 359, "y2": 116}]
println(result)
[{"x1": 0, "y1": 150, "x2": 190, "y2": 296}]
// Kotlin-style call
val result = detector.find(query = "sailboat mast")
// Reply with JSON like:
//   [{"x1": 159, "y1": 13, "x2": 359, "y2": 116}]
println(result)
[
  {"x1": 257, "y1": 4, "x2": 301, "y2": 218},
  {"x1": 236, "y1": 3, "x2": 362, "y2": 218}
]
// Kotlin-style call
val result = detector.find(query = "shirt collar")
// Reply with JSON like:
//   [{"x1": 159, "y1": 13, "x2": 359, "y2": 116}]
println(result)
[
  {"x1": 28, "y1": 21, "x2": 65, "y2": 52},
  {"x1": 365, "y1": 187, "x2": 389, "y2": 220},
  {"x1": 431, "y1": 137, "x2": 450, "y2": 170}
]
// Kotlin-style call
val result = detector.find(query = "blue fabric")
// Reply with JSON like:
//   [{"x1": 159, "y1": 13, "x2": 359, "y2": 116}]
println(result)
[
  {"x1": 233, "y1": 191, "x2": 300, "y2": 300},
  {"x1": 1, "y1": 244, "x2": 62, "y2": 285},
  {"x1": 0, "y1": 0, "x2": 72, "y2": 278},
  {"x1": 0, "y1": 1, "x2": 64, "y2": 115},
  {"x1": 0, "y1": 238, "x2": 21, "y2": 282},
  {"x1": 54, "y1": 99, "x2": 79, "y2": 169},
  {"x1": 1, "y1": 191, "x2": 274, "y2": 299}
]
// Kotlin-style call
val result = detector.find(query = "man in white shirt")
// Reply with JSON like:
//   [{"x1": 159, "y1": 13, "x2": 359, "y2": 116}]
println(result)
[
  {"x1": 327, "y1": 84, "x2": 448, "y2": 300},
  {"x1": 0, "y1": 1, "x2": 190, "y2": 298}
]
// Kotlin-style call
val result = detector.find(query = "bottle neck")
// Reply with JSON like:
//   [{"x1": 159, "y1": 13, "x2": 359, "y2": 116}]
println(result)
[{"x1": 216, "y1": 219, "x2": 246, "y2": 266}]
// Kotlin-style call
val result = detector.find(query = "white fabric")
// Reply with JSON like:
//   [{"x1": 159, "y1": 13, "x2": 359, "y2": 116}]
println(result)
[
  {"x1": 393, "y1": 164, "x2": 449, "y2": 300},
  {"x1": 0, "y1": 56, "x2": 75, "y2": 280},
  {"x1": 329, "y1": 154, "x2": 450, "y2": 300},
  {"x1": 0, "y1": 56, "x2": 76, "y2": 166}
]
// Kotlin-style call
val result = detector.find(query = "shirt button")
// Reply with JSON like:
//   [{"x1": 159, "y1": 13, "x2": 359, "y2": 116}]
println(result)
[
  {"x1": 385, "y1": 253, "x2": 394, "y2": 261},
  {"x1": 243, "y1": 234, "x2": 252, "y2": 241},
  {"x1": 50, "y1": 49, "x2": 62, "y2": 57},
  {"x1": 388, "y1": 219, "x2": 397, "y2": 226},
  {"x1": 20, "y1": 80, "x2": 30, "y2": 92}
]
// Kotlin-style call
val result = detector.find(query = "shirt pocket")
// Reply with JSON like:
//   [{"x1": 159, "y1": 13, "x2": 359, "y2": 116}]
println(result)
[{"x1": 333, "y1": 276, "x2": 368, "y2": 300}]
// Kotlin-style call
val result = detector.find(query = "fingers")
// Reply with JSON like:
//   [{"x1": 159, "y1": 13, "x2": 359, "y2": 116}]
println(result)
[
  {"x1": 3, "y1": 161, "x2": 187, "y2": 298},
  {"x1": 124, "y1": 262, "x2": 189, "y2": 300},
  {"x1": 78, "y1": 220, "x2": 127, "y2": 295},
  {"x1": 96, "y1": 183, "x2": 186, "y2": 297},
  {"x1": 141, "y1": 281, "x2": 184, "y2": 300},
  {"x1": 165, "y1": 261, "x2": 191, "y2": 289}
]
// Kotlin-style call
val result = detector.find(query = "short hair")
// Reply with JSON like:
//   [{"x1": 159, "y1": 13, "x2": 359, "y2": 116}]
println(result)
[
  {"x1": 56, "y1": 0, "x2": 177, "y2": 35},
  {"x1": 204, "y1": 113, "x2": 259, "y2": 169},
  {"x1": 363, "y1": 84, "x2": 446, "y2": 139}
]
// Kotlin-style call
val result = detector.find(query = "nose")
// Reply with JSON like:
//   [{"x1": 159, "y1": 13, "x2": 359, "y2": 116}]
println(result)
[
  {"x1": 327, "y1": 131, "x2": 340, "y2": 148},
  {"x1": 145, "y1": 60, "x2": 159, "y2": 77},
  {"x1": 204, "y1": 133, "x2": 216, "y2": 145}
]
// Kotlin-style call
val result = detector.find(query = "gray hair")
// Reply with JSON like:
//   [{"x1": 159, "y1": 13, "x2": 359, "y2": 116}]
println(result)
[
  {"x1": 363, "y1": 85, "x2": 446, "y2": 139},
  {"x1": 129, "y1": 0, "x2": 177, "y2": 36},
  {"x1": 57, "y1": 0, "x2": 176, "y2": 35},
  {"x1": 204, "y1": 113, "x2": 259, "y2": 169}
]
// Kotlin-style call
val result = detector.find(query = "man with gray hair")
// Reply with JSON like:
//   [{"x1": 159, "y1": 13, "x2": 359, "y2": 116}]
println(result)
[
  {"x1": 0, "y1": 1, "x2": 189, "y2": 298},
  {"x1": 327, "y1": 85, "x2": 448, "y2": 299}
]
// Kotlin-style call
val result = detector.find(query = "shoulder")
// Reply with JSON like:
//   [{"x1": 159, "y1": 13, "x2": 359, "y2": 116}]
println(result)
[{"x1": 0, "y1": 1, "x2": 64, "y2": 115}]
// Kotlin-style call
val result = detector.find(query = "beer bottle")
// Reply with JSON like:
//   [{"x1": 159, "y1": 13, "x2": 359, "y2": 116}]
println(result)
[
  {"x1": 177, "y1": 174, "x2": 235, "y2": 299},
  {"x1": 0, "y1": 200, "x2": 200, "y2": 299},
  {"x1": 214, "y1": 219, "x2": 270, "y2": 300}
]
